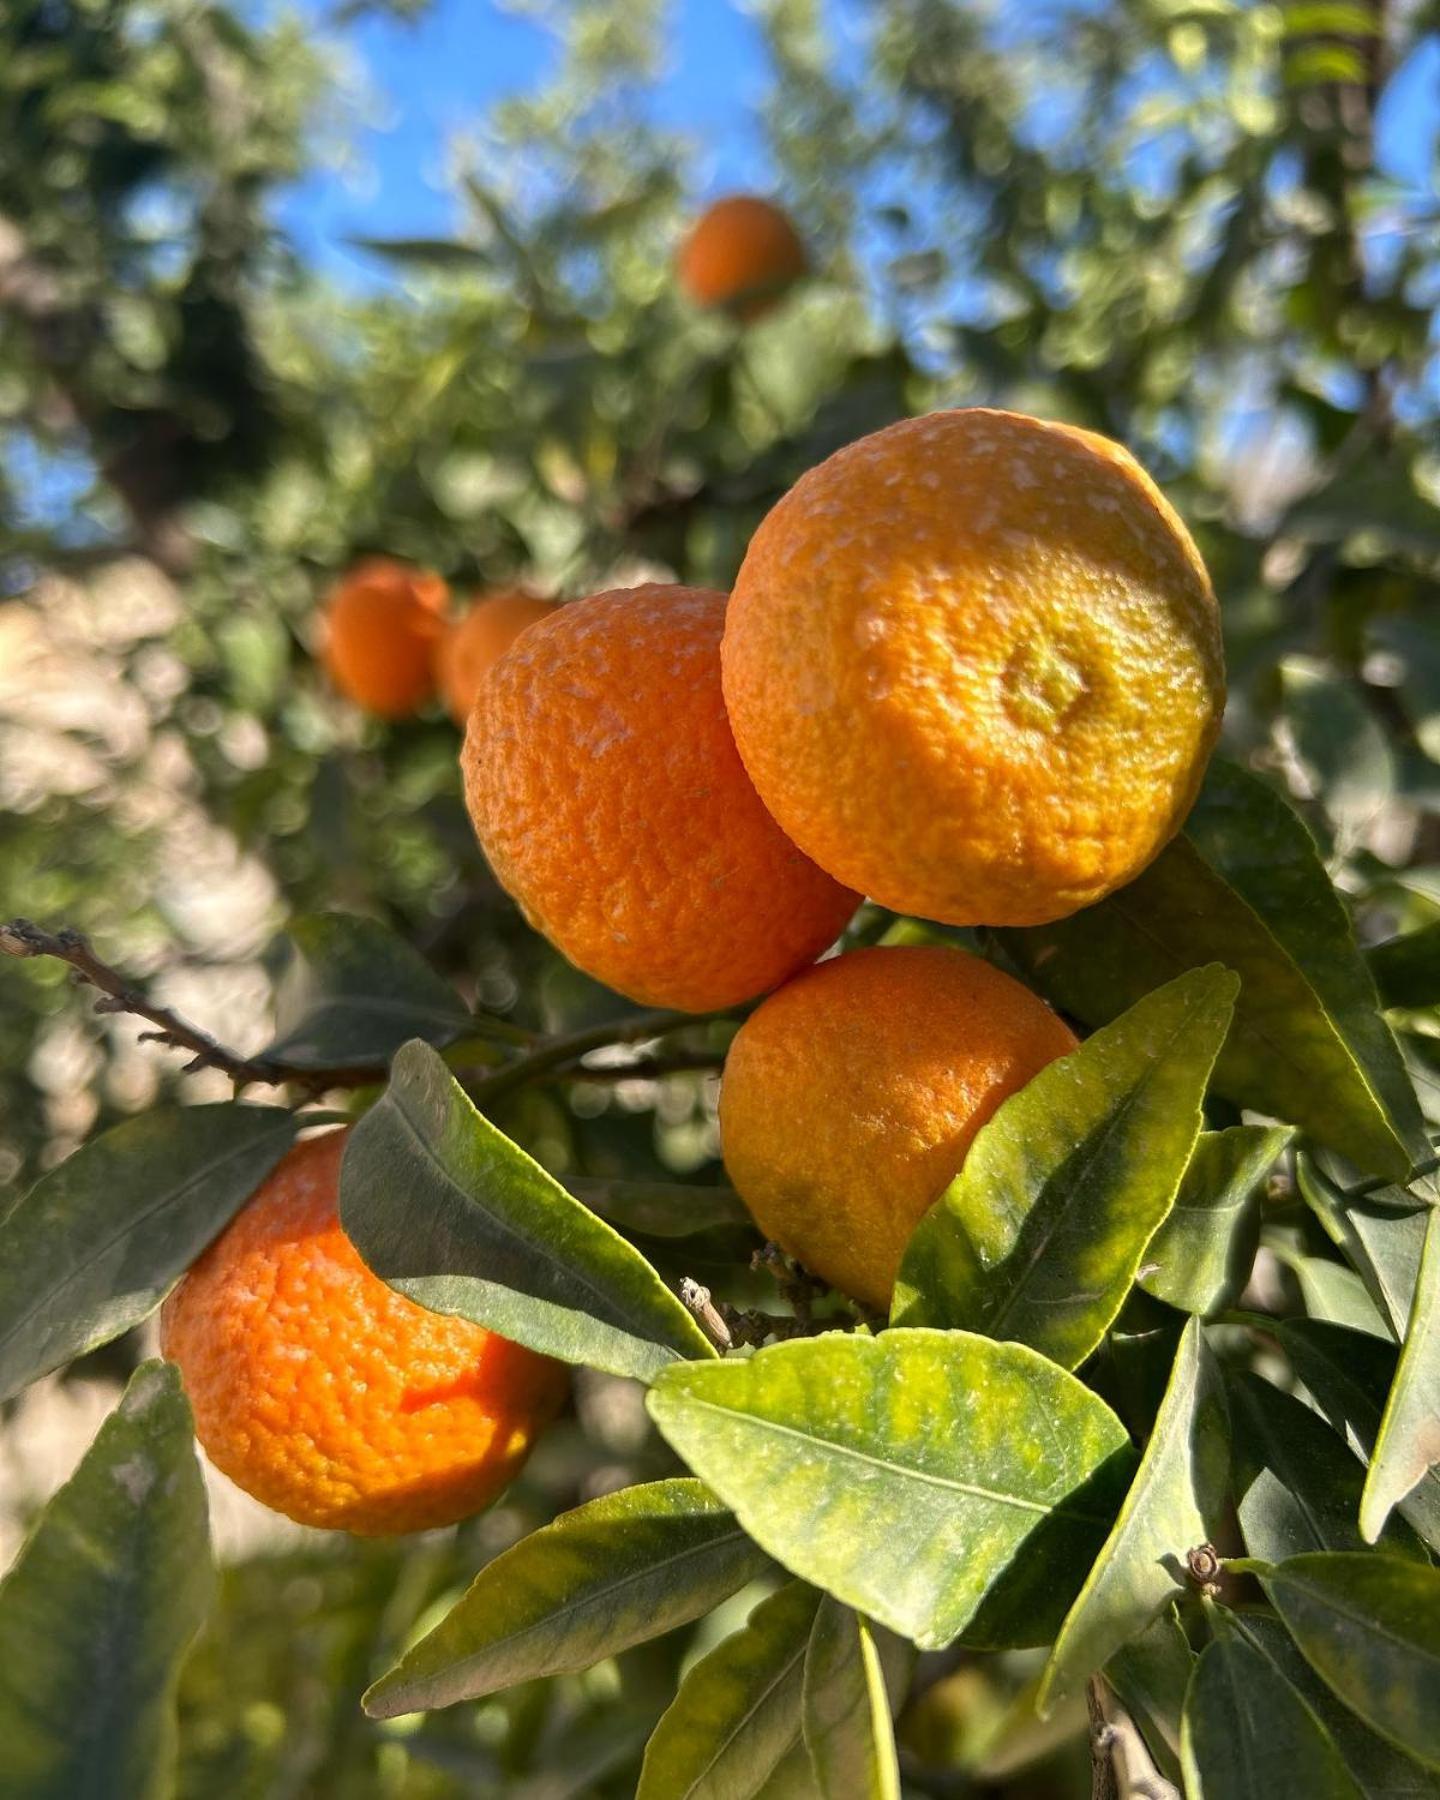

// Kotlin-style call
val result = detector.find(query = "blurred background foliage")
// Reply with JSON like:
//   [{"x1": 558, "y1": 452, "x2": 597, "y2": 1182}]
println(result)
[{"x1": 1, "y1": 0, "x2": 1438, "y2": 1792}]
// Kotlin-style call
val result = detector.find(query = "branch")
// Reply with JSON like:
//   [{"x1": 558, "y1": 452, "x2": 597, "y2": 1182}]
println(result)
[
  {"x1": 1088, "y1": 1678, "x2": 1179, "y2": 1800},
  {"x1": 465, "y1": 1008, "x2": 732, "y2": 1104}
]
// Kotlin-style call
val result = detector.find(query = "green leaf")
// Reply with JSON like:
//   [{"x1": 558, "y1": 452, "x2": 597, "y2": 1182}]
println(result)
[
  {"x1": 262, "y1": 912, "x2": 471, "y2": 1069},
  {"x1": 1272, "y1": 1319, "x2": 1440, "y2": 1551},
  {"x1": 647, "y1": 1328, "x2": 1133, "y2": 1651},
  {"x1": 568, "y1": 1179, "x2": 755, "y2": 1240},
  {"x1": 1280, "y1": 657, "x2": 1395, "y2": 853},
  {"x1": 341, "y1": 1041, "x2": 715, "y2": 1381},
  {"x1": 1038, "y1": 1318, "x2": 1228, "y2": 1715},
  {"x1": 636, "y1": 1581, "x2": 821, "y2": 1800},
  {"x1": 0, "y1": 1362, "x2": 212, "y2": 1800},
  {"x1": 1261, "y1": 1553, "x2": 1440, "y2": 1770},
  {"x1": 1229, "y1": 1373, "x2": 1423, "y2": 1561},
  {"x1": 1368, "y1": 923, "x2": 1440, "y2": 1012},
  {"x1": 1001, "y1": 759, "x2": 1427, "y2": 1180},
  {"x1": 1181, "y1": 1627, "x2": 1363, "y2": 1800},
  {"x1": 363, "y1": 1480, "x2": 770, "y2": 1716},
  {"x1": 0, "y1": 1104, "x2": 296, "y2": 1401},
  {"x1": 346, "y1": 235, "x2": 496, "y2": 271},
  {"x1": 1363, "y1": 1207, "x2": 1440, "y2": 1543},
  {"x1": 1139, "y1": 1126, "x2": 1291, "y2": 1315},
  {"x1": 892, "y1": 968, "x2": 1237, "y2": 1368},
  {"x1": 1276, "y1": 1245, "x2": 1392, "y2": 1339},
  {"x1": 1104, "y1": 1605, "x2": 1193, "y2": 1787},
  {"x1": 1298, "y1": 1156, "x2": 1430, "y2": 1341},
  {"x1": 802, "y1": 1596, "x2": 901, "y2": 1800},
  {"x1": 1233, "y1": 1612, "x2": 1440, "y2": 1800}
]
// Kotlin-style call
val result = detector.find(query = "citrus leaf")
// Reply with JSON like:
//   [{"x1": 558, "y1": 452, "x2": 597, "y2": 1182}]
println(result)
[
  {"x1": 1298, "y1": 1155, "x2": 1430, "y2": 1341},
  {"x1": 0, "y1": 1362, "x2": 212, "y2": 1800},
  {"x1": 0, "y1": 1103, "x2": 296, "y2": 1401},
  {"x1": 341, "y1": 1040, "x2": 715, "y2": 1382},
  {"x1": 1280, "y1": 656, "x2": 1395, "y2": 854},
  {"x1": 647, "y1": 1327, "x2": 1133, "y2": 1651},
  {"x1": 636, "y1": 1581, "x2": 821, "y2": 1800},
  {"x1": 262, "y1": 912, "x2": 471, "y2": 1069},
  {"x1": 1229, "y1": 1372, "x2": 1423, "y2": 1561},
  {"x1": 1272, "y1": 1319, "x2": 1440, "y2": 1552},
  {"x1": 1181, "y1": 1627, "x2": 1363, "y2": 1800},
  {"x1": 1139, "y1": 1126, "x2": 1291, "y2": 1315},
  {"x1": 892, "y1": 967, "x2": 1237, "y2": 1368},
  {"x1": 1103, "y1": 1605, "x2": 1192, "y2": 1787},
  {"x1": 346, "y1": 235, "x2": 496, "y2": 270},
  {"x1": 1260, "y1": 1552, "x2": 1440, "y2": 1770},
  {"x1": 1275, "y1": 1244, "x2": 1393, "y2": 1338},
  {"x1": 802, "y1": 1597, "x2": 901, "y2": 1800},
  {"x1": 1362, "y1": 1207, "x2": 1440, "y2": 1544},
  {"x1": 1367, "y1": 923, "x2": 1440, "y2": 1012},
  {"x1": 1233, "y1": 1612, "x2": 1440, "y2": 1800},
  {"x1": 569, "y1": 1179, "x2": 755, "y2": 1240},
  {"x1": 1038, "y1": 1318, "x2": 1227, "y2": 1715},
  {"x1": 364, "y1": 1479, "x2": 770, "y2": 1716},
  {"x1": 1001, "y1": 758, "x2": 1427, "y2": 1181}
]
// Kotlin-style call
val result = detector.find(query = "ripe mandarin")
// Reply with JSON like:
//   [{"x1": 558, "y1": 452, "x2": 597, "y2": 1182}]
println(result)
[
  {"x1": 721, "y1": 409, "x2": 1225, "y2": 927},
  {"x1": 461, "y1": 583, "x2": 857, "y2": 1012},
  {"x1": 720, "y1": 945, "x2": 1078, "y2": 1310},
  {"x1": 160, "y1": 1130, "x2": 567, "y2": 1534},
  {"x1": 321, "y1": 556, "x2": 449, "y2": 718},
  {"x1": 437, "y1": 591, "x2": 556, "y2": 726},
  {"x1": 678, "y1": 196, "x2": 807, "y2": 319}
]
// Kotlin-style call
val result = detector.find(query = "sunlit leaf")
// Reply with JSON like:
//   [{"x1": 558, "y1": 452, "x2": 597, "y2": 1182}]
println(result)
[
  {"x1": 1362, "y1": 1207, "x2": 1440, "y2": 1544},
  {"x1": 636, "y1": 1582, "x2": 821, "y2": 1800},
  {"x1": 341, "y1": 1040, "x2": 715, "y2": 1382},
  {"x1": 648, "y1": 1328, "x2": 1133, "y2": 1651},
  {"x1": 364, "y1": 1479, "x2": 769, "y2": 1716},
  {"x1": 1298, "y1": 1155, "x2": 1430, "y2": 1341},
  {"x1": 0, "y1": 1104, "x2": 296, "y2": 1401},
  {"x1": 894, "y1": 968, "x2": 1237, "y2": 1368},
  {"x1": 1002, "y1": 759, "x2": 1427, "y2": 1180},
  {"x1": 0, "y1": 1362, "x2": 212, "y2": 1800},
  {"x1": 1038, "y1": 1318, "x2": 1227, "y2": 1715}
]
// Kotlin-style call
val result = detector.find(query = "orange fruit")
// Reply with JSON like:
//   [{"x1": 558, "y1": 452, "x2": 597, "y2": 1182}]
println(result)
[
  {"x1": 320, "y1": 556, "x2": 449, "y2": 718},
  {"x1": 160, "y1": 1130, "x2": 567, "y2": 1535},
  {"x1": 461, "y1": 583, "x2": 858, "y2": 1012},
  {"x1": 437, "y1": 591, "x2": 556, "y2": 726},
  {"x1": 678, "y1": 196, "x2": 807, "y2": 319},
  {"x1": 721, "y1": 408, "x2": 1225, "y2": 927},
  {"x1": 719, "y1": 945, "x2": 1078, "y2": 1309}
]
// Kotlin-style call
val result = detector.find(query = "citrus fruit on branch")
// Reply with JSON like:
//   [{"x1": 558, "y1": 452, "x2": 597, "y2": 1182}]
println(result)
[
  {"x1": 320, "y1": 556, "x2": 450, "y2": 719},
  {"x1": 721, "y1": 408, "x2": 1225, "y2": 927},
  {"x1": 161, "y1": 1130, "x2": 568, "y2": 1534},
  {"x1": 678, "y1": 195, "x2": 808, "y2": 319},
  {"x1": 438, "y1": 590, "x2": 556, "y2": 726},
  {"x1": 462, "y1": 583, "x2": 858, "y2": 1012},
  {"x1": 720, "y1": 945, "x2": 1078, "y2": 1309}
]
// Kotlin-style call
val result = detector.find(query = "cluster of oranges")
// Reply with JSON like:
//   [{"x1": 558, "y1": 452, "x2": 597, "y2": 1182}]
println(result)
[{"x1": 164, "y1": 198, "x2": 1224, "y2": 1537}]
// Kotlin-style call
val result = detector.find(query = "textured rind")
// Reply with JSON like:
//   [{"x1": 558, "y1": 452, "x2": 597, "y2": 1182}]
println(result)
[
  {"x1": 461, "y1": 583, "x2": 858, "y2": 1011},
  {"x1": 719, "y1": 945, "x2": 1078, "y2": 1309},
  {"x1": 721, "y1": 408, "x2": 1226, "y2": 927},
  {"x1": 677, "y1": 196, "x2": 807, "y2": 314},
  {"x1": 322, "y1": 557, "x2": 448, "y2": 718},
  {"x1": 438, "y1": 592, "x2": 555, "y2": 726},
  {"x1": 160, "y1": 1131, "x2": 568, "y2": 1535}
]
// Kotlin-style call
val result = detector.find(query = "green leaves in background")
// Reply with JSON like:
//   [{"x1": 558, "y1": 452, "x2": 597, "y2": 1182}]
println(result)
[
  {"x1": 802, "y1": 1596, "x2": 901, "y2": 1800},
  {"x1": 893, "y1": 968, "x2": 1236, "y2": 1367},
  {"x1": 1299, "y1": 1155, "x2": 1430, "y2": 1341},
  {"x1": 1181, "y1": 1626, "x2": 1362, "y2": 1800},
  {"x1": 1273, "y1": 1319, "x2": 1440, "y2": 1553},
  {"x1": 364, "y1": 1480, "x2": 769, "y2": 1717},
  {"x1": 1103, "y1": 1606, "x2": 1192, "y2": 1787},
  {"x1": 1259, "y1": 1553, "x2": 1440, "y2": 1771},
  {"x1": 1368, "y1": 921, "x2": 1440, "y2": 1012},
  {"x1": 636, "y1": 1581, "x2": 820, "y2": 1800},
  {"x1": 1229, "y1": 1373, "x2": 1422, "y2": 1561},
  {"x1": 261, "y1": 912, "x2": 472, "y2": 1069},
  {"x1": 0, "y1": 1362, "x2": 212, "y2": 1800},
  {"x1": 648, "y1": 1328, "x2": 1133, "y2": 1651},
  {"x1": 1038, "y1": 1318, "x2": 1227, "y2": 1715},
  {"x1": 341, "y1": 1040, "x2": 714, "y2": 1381},
  {"x1": 1362, "y1": 1207, "x2": 1440, "y2": 1545},
  {"x1": 1002, "y1": 759, "x2": 1427, "y2": 1181},
  {"x1": 1139, "y1": 1125, "x2": 1291, "y2": 1315},
  {"x1": 0, "y1": 1103, "x2": 295, "y2": 1401}
]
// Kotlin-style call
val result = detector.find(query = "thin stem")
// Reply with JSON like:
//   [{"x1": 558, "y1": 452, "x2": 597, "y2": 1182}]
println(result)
[{"x1": 466, "y1": 1008, "x2": 731, "y2": 1105}]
